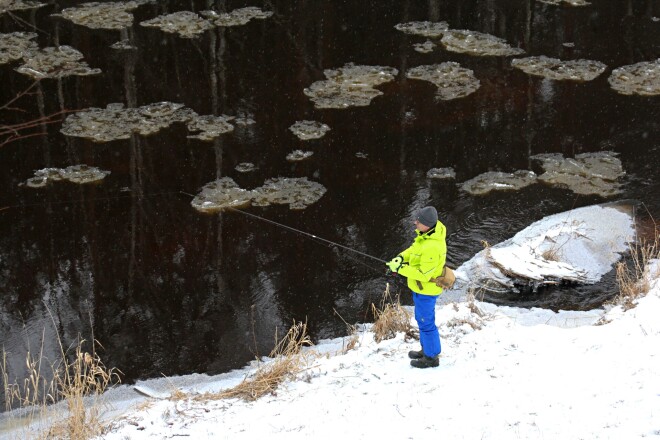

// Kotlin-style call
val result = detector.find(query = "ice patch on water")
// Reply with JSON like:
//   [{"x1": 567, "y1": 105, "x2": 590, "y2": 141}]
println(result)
[
  {"x1": 15, "y1": 45, "x2": 101, "y2": 79},
  {"x1": 52, "y1": 1, "x2": 153, "y2": 30},
  {"x1": 140, "y1": 11, "x2": 213, "y2": 38},
  {"x1": 512, "y1": 56, "x2": 607, "y2": 81},
  {"x1": 0, "y1": 0, "x2": 44, "y2": 15},
  {"x1": 286, "y1": 150, "x2": 314, "y2": 162},
  {"x1": 289, "y1": 120, "x2": 330, "y2": 140},
  {"x1": 303, "y1": 63, "x2": 398, "y2": 109},
  {"x1": 186, "y1": 115, "x2": 235, "y2": 141},
  {"x1": 441, "y1": 30, "x2": 524, "y2": 57},
  {"x1": 413, "y1": 40, "x2": 436, "y2": 53},
  {"x1": 61, "y1": 102, "x2": 239, "y2": 142},
  {"x1": 461, "y1": 170, "x2": 537, "y2": 195},
  {"x1": 191, "y1": 178, "x2": 254, "y2": 213},
  {"x1": 394, "y1": 21, "x2": 449, "y2": 38},
  {"x1": 201, "y1": 7, "x2": 273, "y2": 27},
  {"x1": 532, "y1": 151, "x2": 624, "y2": 197},
  {"x1": 0, "y1": 32, "x2": 37, "y2": 65},
  {"x1": 251, "y1": 178, "x2": 326, "y2": 210},
  {"x1": 406, "y1": 62, "x2": 480, "y2": 100},
  {"x1": 23, "y1": 165, "x2": 110, "y2": 188},
  {"x1": 427, "y1": 167, "x2": 456, "y2": 180},
  {"x1": 192, "y1": 177, "x2": 326, "y2": 212},
  {"x1": 235, "y1": 162, "x2": 256, "y2": 173},
  {"x1": 538, "y1": 0, "x2": 590, "y2": 6},
  {"x1": 110, "y1": 40, "x2": 137, "y2": 50},
  {"x1": 608, "y1": 59, "x2": 660, "y2": 96}
]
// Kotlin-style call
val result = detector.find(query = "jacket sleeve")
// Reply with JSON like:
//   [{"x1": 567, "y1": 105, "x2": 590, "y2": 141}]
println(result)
[
  {"x1": 397, "y1": 243, "x2": 445, "y2": 282},
  {"x1": 399, "y1": 246, "x2": 413, "y2": 263}
]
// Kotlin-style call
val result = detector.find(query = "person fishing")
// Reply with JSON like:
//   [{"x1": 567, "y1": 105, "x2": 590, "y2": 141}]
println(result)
[{"x1": 386, "y1": 206, "x2": 447, "y2": 368}]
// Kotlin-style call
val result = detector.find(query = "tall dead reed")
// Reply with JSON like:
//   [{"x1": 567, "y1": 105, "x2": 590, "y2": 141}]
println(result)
[
  {"x1": 196, "y1": 320, "x2": 312, "y2": 402},
  {"x1": 613, "y1": 225, "x2": 659, "y2": 310},
  {"x1": 2, "y1": 335, "x2": 122, "y2": 440},
  {"x1": 371, "y1": 284, "x2": 415, "y2": 343}
]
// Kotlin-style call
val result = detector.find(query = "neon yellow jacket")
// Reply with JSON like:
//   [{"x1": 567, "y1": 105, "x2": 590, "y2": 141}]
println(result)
[{"x1": 397, "y1": 220, "x2": 447, "y2": 295}]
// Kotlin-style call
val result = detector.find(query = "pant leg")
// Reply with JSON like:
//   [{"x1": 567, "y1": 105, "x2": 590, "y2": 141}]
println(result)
[{"x1": 412, "y1": 291, "x2": 441, "y2": 357}]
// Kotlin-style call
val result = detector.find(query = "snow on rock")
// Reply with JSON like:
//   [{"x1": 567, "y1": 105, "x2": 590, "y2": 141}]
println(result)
[{"x1": 453, "y1": 202, "x2": 635, "y2": 294}]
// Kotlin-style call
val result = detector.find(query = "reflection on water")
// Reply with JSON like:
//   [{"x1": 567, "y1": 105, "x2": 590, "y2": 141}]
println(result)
[{"x1": 0, "y1": 0, "x2": 659, "y2": 387}]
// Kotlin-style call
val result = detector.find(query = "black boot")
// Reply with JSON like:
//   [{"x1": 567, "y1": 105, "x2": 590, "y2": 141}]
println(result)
[
  {"x1": 410, "y1": 355, "x2": 439, "y2": 369},
  {"x1": 408, "y1": 349, "x2": 424, "y2": 359}
]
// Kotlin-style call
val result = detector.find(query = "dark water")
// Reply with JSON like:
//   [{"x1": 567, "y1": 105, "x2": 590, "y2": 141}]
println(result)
[{"x1": 1, "y1": 0, "x2": 659, "y2": 386}]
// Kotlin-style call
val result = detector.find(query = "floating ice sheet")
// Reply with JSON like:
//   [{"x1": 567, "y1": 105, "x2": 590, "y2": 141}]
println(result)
[
  {"x1": 191, "y1": 177, "x2": 326, "y2": 212},
  {"x1": 111, "y1": 40, "x2": 137, "y2": 50},
  {"x1": 394, "y1": 21, "x2": 449, "y2": 38},
  {"x1": 286, "y1": 150, "x2": 314, "y2": 162},
  {"x1": 289, "y1": 120, "x2": 330, "y2": 140},
  {"x1": 251, "y1": 177, "x2": 326, "y2": 210},
  {"x1": 201, "y1": 7, "x2": 273, "y2": 27},
  {"x1": 512, "y1": 56, "x2": 607, "y2": 81},
  {"x1": 608, "y1": 59, "x2": 660, "y2": 96},
  {"x1": 0, "y1": 0, "x2": 44, "y2": 15},
  {"x1": 413, "y1": 40, "x2": 436, "y2": 53},
  {"x1": 532, "y1": 151, "x2": 624, "y2": 197},
  {"x1": 235, "y1": 162, "x2": 256, "y2": 173},
  {"x1": 441, "y1": 30, "x2": 524, "y2": 57},
  {"x1": 538, "y1": 0, "x2": 590, "y2": 6},
  {"x1": 140, "y1": 11, "x2": 213, "y2": 38},
  {"x1": 0, "y1": 32, "x2": 38, "y2": 65},
  {"x1": 406, "y1": 63, "x2": 480, "y2": 100},
  {"x1": 427, "y1": 167, "x2": 456, "y2": 180},
  {"x1": 15, "y1": 45, "x2": 101, "y2": 79},
  {"x1": 52, "y1": 1, "x2": 151, "y2": 30},
  {"x1": 23, "y1": 165, "x2": 110, "y2": 188},
  {"x1": 461, "y1": 170, "x2": 537, "y2": 195},
  {"x1": 186, "y1": 115, "x2": 235, "y2": 141},
  {"x1": 191, "y1": 178, "x2": 254, "y2": 213},
  {"x1": 61, "y1": 102, "x2": 237, "y2": 142},
  {"x1": 304, "y1": 63, "x2": 398, "y2": 109}
]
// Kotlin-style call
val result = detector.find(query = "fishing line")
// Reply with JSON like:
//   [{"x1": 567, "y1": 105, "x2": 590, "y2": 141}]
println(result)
[{"x1": 178, "y1": 191, "x2": 388, "y2": 268}]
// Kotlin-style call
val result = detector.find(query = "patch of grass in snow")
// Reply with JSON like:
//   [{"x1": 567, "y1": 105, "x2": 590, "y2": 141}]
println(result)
[
  {"x1": 2, "y1": 332, "x2": 121, "y2": 440},
  {"x1": 195, "y1": 320, "x2": 313, "y2": 402},
  {"x1": 371, "y1": 283, "x2": 416, "y2": 343},
  {"x1": 613, "y1": 222, "x2": 659, "y2": 310}
]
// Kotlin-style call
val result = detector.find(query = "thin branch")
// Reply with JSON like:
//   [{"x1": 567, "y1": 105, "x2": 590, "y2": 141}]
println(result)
[
  {"x1": 7, "y1": 11, "x2": 50, "y2": 36},
  {"x1": 0, "y1": 80, "x2": 41, "y2": 112}
]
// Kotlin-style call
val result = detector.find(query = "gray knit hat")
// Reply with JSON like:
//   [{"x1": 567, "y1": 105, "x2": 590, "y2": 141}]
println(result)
[{"x1": 417, "y1": 206, "x2": 438, "y2": 227}]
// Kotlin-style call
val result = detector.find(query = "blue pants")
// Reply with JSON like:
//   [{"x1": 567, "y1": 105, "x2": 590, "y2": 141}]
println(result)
[{"x1": 412, "y1": 291, "x2": 441, "y2": 358}]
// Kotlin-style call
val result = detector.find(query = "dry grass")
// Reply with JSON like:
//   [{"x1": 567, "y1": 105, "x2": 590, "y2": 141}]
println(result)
[
  {"x1": 2, "y1": 336, "x2": 121, "y2": 440},
  {"x1": 613, "y1": 226, "x2": 659, "y2": 310},
  {"x1": 541, "y1": 247, "x2": 561, "y2": 262},
  {"x1": 333, "y1": 308, "x2": 359, "y2": 354},
  {"x1": 195, "y1": 321, "x2": 312, "y2": 402},
  {"x1": 371, "y1": 284, "x2": 415, "y2": 343}
]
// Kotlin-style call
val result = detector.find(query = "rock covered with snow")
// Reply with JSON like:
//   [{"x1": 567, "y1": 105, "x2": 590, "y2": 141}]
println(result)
[{"x1": 452, "y1": 203, "x2": 635, "y2": 293}]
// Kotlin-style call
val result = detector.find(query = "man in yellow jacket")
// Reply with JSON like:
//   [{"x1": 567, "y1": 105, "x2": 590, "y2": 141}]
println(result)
[{"x1": 386, "y1": 206, "x2": 446, "y2": 368}]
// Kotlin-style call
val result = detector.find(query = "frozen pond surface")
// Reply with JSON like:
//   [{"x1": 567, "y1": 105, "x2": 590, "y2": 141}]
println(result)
[
  {"x1": 52, "y1": 1, "x2": 152, "y2": 30},
  {"x1": 289, "y1": 120, "x2": 331, "y2": 140},
  {"x1": 406, "y1": 62, "x2": 480, "y2": 100},
  {"x1": 608, "y1": 59, "x2": 660, "y2": 96},
  {"x1": 512, "y1": 56, "x2": 607, "y2": 81},
  {"x1": 0, "y1": 0, "x2": 658, "y2": 386},
  {"x1": 23, "y1": 165, "x2": 110, "y2": 188},
  {"x1": 304, "y1": 63, "x2": 398, "y2": 109}
]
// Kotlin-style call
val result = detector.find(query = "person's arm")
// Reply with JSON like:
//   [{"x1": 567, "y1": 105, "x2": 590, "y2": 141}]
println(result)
[{"x1": 398, "y1": 243, "x2": 445, "y2": 282}]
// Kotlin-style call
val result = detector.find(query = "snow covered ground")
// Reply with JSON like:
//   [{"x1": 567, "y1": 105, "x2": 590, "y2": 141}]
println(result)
[{"x1": 2, "y1": 204, "x2": 659, "y2": 439}]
